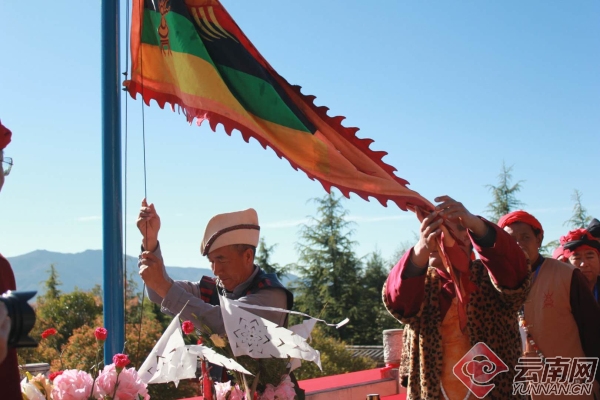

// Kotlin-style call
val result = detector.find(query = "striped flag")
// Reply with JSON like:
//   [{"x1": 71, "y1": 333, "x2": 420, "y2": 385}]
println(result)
[{"x1": 125, "y1": 0, "x2": 431, "y2": 211}]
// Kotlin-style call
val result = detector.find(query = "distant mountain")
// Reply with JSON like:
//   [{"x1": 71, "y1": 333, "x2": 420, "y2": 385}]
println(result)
[{"x1": 7, "y1": 250, "x2": 295, "y2": 297}]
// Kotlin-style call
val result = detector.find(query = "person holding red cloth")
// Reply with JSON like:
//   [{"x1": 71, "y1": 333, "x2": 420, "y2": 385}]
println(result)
[
  {"x1": 499, "y1": 210, "x2": 600, "y2": 399},
  {"x1": 0, "y1": 120, "x2": 22, "y2": 400},
  {"x1": 383, "y1": 196, "x2": 531, "y2": 399}
]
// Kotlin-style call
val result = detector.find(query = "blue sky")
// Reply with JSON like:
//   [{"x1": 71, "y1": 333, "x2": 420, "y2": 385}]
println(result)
[{"x1": 1, "y1": 1, "x2": 598, "y2": 273}]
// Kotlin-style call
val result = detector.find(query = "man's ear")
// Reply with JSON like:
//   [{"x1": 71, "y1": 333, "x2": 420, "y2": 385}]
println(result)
[{"x1": 244, "y1": 248, "x2": 254, "y2": 266}]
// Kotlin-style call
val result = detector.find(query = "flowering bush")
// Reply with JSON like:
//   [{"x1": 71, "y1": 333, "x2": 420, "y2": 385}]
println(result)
[{"x1": 21, "y1": 327, "x2": 149, "y2": 400}]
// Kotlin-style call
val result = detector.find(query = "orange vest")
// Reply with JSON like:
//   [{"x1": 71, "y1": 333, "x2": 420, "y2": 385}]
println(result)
[
  {"x1": 441, "y1": 297, "x2": 473, "y2": 399},
  {"x1": 522, "y1": 258, "x2": 591, "y2": 400}
]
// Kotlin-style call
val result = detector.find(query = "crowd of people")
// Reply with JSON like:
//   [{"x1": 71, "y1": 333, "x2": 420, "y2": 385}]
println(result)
[
  {"x1": 384, "y1": 200, "x2": 600, "y2": 399},
  {"x1": 1, "y1": 115, "x2": 599, "y2": 400}
]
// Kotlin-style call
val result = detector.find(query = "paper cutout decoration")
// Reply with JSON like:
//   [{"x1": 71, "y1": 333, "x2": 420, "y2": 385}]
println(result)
[
  {"x1": 187, "y1": 344, "x2": 252, "y2": 375},
  {"x1": 138, "y1": 313, "x2": 251, "y2": 387},
  {"x1": 224, "y1": 299, "x2": 349, "y2": 329},
  {"x1": 219, "y1": 296, "x2": 322, "y2": 370},
  {"x1": 288, "y1": 318, "x2": 318, "y2": 372}
]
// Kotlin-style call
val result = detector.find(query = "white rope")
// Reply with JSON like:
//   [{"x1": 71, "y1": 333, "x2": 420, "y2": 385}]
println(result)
[{"x1": 224, "y1": 297, "x2": 349, "y2": 329}]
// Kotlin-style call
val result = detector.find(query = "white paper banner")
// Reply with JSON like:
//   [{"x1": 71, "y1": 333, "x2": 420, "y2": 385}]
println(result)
[
  {"x1": 186, "y1": 345, "x2": 253, "y2": 375},
  {"x1": 138, "y1": 314, "x2": 195, "y2": 387},
  {"x1": 138, "y1": 313, "x2": 253, "y2": 387},
  {"x1": 288, "y1": 318, "x2": 318, "y2": 372},
  {"x1": 219, "y1": 296, "x2": 322, "y2": 370}
]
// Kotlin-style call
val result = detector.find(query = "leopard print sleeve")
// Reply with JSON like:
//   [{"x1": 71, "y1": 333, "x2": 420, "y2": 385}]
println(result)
[{"x1": 470, "y1": 260, "x2": 532, "y2": 312}]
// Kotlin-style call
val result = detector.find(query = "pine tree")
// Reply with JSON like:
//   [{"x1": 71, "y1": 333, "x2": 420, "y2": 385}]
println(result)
[
  {"x1": 255, "y1": 237, "x2": 289, "y2": 279},
  {"x1": 564, "y1": 189, "x2": 592, "y2": 228},
  {"x1": 42, "y1": 264, "x2": 62, "y2": 300},
  {"x1": 485, "y1": 162, "x2": 525, "y2": 222},
  {"x1": 354, "y1": 250, "x2": 400, "y2": 344},
  {"x1": 291, "y1": 192, "x2": 362, "y2": 342}
]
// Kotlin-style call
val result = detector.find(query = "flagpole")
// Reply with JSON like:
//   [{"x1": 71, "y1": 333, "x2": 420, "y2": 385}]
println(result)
[{"x1": 101, "y1": 0, "x2": 125, "y2": 365}]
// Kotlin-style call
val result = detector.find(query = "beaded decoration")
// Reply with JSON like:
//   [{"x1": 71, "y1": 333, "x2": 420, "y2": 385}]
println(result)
[{"x1": 518, "y1": 309, "x2": 545, "y2": 362}]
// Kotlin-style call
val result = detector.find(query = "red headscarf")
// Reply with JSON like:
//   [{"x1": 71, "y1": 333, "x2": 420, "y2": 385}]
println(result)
[
  {"x1": 0, "y1": 121, "x2": 11, "y2": 150},
  {"x1": 552, "y1": 245, "x2": 564, "y2": 260},
  {"x1": 497, "y1": 210, "x2": 544, "y2": 236},
  {"x1": 562, "y1": 228, "x2": 600, "y2": 259}
]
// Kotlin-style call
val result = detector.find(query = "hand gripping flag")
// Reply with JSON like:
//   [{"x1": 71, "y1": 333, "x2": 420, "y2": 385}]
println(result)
[
  {"x1": 138, "y1": 313, "x2": 251, "y2": 387},
  {"x1": 125, "y1": 0, "x2": 432, "y2": 211}
]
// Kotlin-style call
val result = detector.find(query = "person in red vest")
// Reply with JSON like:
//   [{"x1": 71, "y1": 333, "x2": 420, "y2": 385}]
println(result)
[
  {"x1": 0, "y1": 120, "x2": 22, "y2": 399},
  {"x1": 498, "y1": 211, "x2": 600, "y2": 397}
]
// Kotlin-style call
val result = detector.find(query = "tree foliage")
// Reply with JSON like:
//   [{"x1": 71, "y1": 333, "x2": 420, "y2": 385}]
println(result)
[
  {"x1": 564, "y1": 189, "x2": 592, "y2": 229},
  {"x1": 291, "y1": 193, "x2": 362, "y2": 342},
  {"x1": 354, "y1": 251, "x2": 400, "y2": 344},
  {"x1": 485, "y1": 162, "x2": 524, "y2": 223},
  {"x1": 42, "y1": 264, "x2": 61, "y2": 301},
  {"x1": 293, "y1": 325, "x2": 376, "y2": 380},
  {"x1": 255, "y1": 237, "x2": 290, "y2": 279}
]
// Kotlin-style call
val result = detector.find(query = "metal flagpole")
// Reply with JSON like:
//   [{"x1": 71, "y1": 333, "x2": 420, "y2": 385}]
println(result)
[{"x1": 101, "y1": 0, "x2": 125, "y2": 365}]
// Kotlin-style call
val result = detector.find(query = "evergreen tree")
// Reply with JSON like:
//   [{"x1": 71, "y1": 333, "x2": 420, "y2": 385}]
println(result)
[
  {"x1": 354, "y1": 250, "x2": 400, "y2": 344},
  {"x1": 564, "y1": 189, "x2": 592, "y2": 228},
  {"x1": 42, "y1": 264, "x2": 62, "y2": 300},
  {"x1": 291, "y1": 192, "x2": 362, "y2": 342},
  {"x1": 255, "y1": 237, "x2": 289, "y2": 279},
  {"x1": 485, "y1": 162, "x2": 524, "y2": 222}
]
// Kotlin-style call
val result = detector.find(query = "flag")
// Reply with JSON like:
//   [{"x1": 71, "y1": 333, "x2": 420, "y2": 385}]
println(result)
[
  {"x1": 219, "y1": 295, "x2": 322, "y2": 369},
  {"x1": 125, "y1": 0, "x2": 432, "y2": 211},
  {"x1": 138, "y1": 313, "x2": 251, "y2": 387}
]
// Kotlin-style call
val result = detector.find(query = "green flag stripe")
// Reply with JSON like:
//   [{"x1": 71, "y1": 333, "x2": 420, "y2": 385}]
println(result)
[
  {"x1": 141, "y1": 10, "x2": 311, "y2": 133},
  {"x1": 142, "y1": 11, "x2": 214, "y2": 65},
  {"x1": 218, "y1": 65, "x2": 311, "y2": 132}
]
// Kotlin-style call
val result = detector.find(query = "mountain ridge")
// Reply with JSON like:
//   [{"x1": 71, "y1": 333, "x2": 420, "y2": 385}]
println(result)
[{"x1": 6, "y1": 249, "x2": 294, "y2": 297}]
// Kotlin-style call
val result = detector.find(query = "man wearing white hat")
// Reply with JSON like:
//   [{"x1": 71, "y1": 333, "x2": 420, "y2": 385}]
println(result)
[{"x1": 137, "y1": 200, "x2": 293, "y2": 335}]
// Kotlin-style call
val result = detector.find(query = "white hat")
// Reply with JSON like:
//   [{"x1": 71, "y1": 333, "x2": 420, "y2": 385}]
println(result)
[{"x1": 201, "y1": 208, "x2": 260, "y2": 256}]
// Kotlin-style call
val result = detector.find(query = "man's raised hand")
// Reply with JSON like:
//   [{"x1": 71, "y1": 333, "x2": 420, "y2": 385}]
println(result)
[{"x1": 137, "y1": 198, "x2": 161, "y2": 252}]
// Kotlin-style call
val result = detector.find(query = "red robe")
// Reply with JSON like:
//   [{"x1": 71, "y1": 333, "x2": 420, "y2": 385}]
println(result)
[{"x1": 0, "y1": 254, "x2": 22, "y2": 400}]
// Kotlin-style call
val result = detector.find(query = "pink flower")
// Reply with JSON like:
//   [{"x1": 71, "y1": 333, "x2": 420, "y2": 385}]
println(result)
[
  {"x1": 95, "y1": 364, "x2": 149, "y2": 400},
  {"x1": 51, "y1": 369, "x2": 94, "y2": 400},
  {"x1": 229, "y1": 384, "x2": 245, "y2": 400},
  {"x1": 182, "y1": 320, "x2": 194, "y2": 335},
  {"x1": 197, "y1": 337, "x2": 204, "y2": 345},
  {"x1": 41, "y1": 328, "x2": 58, "y2": 339},
  {"x1": 269, "y1": 375, "x2": 295, "y2": 400},
  {"x1": 274, "y1": 383, "x2": 295, "y2": 399},
  {"x1": 214, "y1": 381, "x2": 232, "y2": 400},
  {"x1": 259, "y1": 385, "x2": 275, "y2": 400},
  {"x1": 113, "y1": 353, "x2": 131, "y2": 369},
  {"x1": 95, "y1": 327, "x2": 108, "y2": 341}
]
